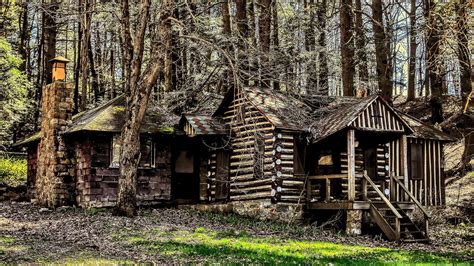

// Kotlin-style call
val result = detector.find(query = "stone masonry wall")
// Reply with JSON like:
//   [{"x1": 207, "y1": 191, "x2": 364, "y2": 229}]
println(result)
[
  {"x1": 26, "y1": 144, "x2": 38, "y2": 199},
  {"x1": 35, "y1": 82, "x2": 75, "y2": 207},
  {"x1": 76, "y1": 136, "x2": 173, "y2": 208}
]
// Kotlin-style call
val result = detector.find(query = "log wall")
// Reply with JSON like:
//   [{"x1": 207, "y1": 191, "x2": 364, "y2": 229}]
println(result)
[{"x1": 219, "y1": 88, "x2": 276, "y2": 202}]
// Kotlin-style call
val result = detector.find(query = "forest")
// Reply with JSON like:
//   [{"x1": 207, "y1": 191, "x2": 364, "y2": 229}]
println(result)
[{"x1": 0, "y1": 0, "x2": 473, "y2": 264}]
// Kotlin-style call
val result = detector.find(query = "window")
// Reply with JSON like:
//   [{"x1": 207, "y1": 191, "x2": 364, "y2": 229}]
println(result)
[
  {"x1": 139, "y1": 137, "x2": 155, "y2": 168},
  {"x1": 110, "y1": 134, "x2": 121, "y2": 168},
  {"x1": 316, "y1": 150, "x2": 338, "y2": 175},
  {"x1": 294, "y1": 139, "x2": 306, "y2": 175},
  {"x1": 253, "y1": 135, "x2": 265, "y2": 178},
  {"x1": 91, "y1": 137, "x2": 111, "y2": 168},
  {"x1": 109, "y1": 134, "x2": 155, "y2": 168},
  {"x1": 409, "y1": 143, "x2": 424, "y2": 180}
]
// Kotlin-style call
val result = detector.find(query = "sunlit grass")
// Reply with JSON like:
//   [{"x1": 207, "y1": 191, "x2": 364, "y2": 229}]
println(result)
[
  {"x1": 121, "y1": 227, "x2": 472, "y2": 264},
  {"x1": 0, "y1": 157, "x2": 27, "y2": 186},
  {"x1": 0, "y1": 236, "x2": 28, "y2": 256}
]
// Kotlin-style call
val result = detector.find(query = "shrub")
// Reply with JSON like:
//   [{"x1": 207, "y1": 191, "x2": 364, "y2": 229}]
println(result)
[{"x1": 0, "y1": 157, "x2": 27, "y2": 186}]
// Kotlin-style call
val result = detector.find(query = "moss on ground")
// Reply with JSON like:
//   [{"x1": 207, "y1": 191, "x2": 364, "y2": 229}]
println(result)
[{"x1": 119, "y1": 226, "x2": 472, "y2": 264}]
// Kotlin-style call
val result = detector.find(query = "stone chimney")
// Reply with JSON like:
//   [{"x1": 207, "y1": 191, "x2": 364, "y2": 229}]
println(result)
[{"x1": 35, "y1": 57, "x2": 75, "y2": 208}]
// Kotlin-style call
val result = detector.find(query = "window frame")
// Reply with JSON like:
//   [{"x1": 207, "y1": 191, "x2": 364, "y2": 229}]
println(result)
[
  {"x1": 109, "y1": 134, "x2": 156, "y2": 169},
  {"x1": 408, "y1": 142, "x2": 424, "y2": 180}
]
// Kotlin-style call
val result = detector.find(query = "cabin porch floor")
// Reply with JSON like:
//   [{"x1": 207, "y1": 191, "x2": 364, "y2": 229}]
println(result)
[{"x1": 307, "y1": 201, "x2": 415, "y2": 211}]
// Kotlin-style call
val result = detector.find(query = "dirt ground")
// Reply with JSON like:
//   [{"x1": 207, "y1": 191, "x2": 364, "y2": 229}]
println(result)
[{"x1": 1, "y1": 201, "x2": 473, "y2": 264}]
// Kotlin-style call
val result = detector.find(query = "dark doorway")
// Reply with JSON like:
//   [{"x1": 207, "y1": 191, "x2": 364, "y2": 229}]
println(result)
[
  {"x1": 215, "y1": 150, "x2": 230, "y2": 201},
  {"x1": 172, "y1": 138, "x2": 200, "y2": 203}
]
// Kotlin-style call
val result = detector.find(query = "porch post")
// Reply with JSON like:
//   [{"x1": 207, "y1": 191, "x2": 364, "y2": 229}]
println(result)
[
  {"x1": 401, "y1": 135, "x2": 409, "y2": 201},
  {"x1": 347, "y1": 129, "x2": 356, "y2": 201}
]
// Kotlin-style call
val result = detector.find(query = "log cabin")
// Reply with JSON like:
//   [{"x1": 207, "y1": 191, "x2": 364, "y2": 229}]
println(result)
[
  {"x1": 181, "y1": 86, "x2": 454, "y2": 242},
  {"x1": 17, "y1": 58, "x2": 454, "y2": 242}
]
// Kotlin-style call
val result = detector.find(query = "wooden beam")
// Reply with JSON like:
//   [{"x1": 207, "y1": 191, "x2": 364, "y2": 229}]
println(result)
[{"x1": 347, "y1": 129, "x2": 356, "y2": 201}]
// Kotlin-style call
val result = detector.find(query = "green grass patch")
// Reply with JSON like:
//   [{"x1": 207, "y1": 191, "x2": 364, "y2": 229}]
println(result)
[
  {"x1": 0, "y1": 236, "x2": 28, "y2": 256},
  {"x1": 120, "y1": 227, "x2": 472, "y2": 264},
  {"x1": 0, "y1": 157, "x2": 27, "y2": 186}
]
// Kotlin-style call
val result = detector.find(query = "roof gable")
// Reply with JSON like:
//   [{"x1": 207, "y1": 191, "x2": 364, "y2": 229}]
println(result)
[{"x1": 351, "y1": 97, "x2": 407, "y2": 132}]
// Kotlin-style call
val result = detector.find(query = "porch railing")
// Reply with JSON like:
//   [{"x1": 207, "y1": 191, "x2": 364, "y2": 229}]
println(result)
[
  {"x1": 306, "y1": 174, "x2": 347, "y2": 202},
  {"x1": 389, "y1": 173, "x2": 430, "y2": 236},
  {"x1": 363, "y1": 171, "x2": 402, "y2": 241}
]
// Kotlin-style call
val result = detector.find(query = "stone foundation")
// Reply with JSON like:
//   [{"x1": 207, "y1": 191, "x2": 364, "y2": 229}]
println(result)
[
  {"x1": 232, "y1": 200, "x2": 304, "y2": 222},
  {"x1": 346, "y1": 209, "x2": 362, "y2": 235}
]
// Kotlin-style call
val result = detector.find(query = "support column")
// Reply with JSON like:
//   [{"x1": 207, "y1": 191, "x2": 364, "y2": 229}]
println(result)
[
  {"x1": 401, "y1": 135, "x2": 409, "y2": 201},
  {"x1": 347, "y1": 129, "x2": 355, "y2": 201},
  {"x1": 346, "y1": 209, "x2": 362, "y2": 235}
]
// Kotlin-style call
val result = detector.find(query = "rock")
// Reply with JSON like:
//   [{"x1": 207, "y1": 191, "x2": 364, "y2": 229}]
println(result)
[{"x1": 39, "y1": 207, "x2": 51, "y2": 213}]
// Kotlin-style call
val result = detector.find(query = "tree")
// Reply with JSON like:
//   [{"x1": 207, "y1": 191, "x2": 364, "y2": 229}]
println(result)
[
  {"x1": 354, "y1": 0, "x2": 368, "y2": 91},
  {"x1": 114, "y1": 0, "x2": 169, "y2": 217},
  {"x1": 0, "y1": 38, "x2": 32, "y2": 147},
  {"x1": 455, "y1": 0, "x2": 472, "y2": 110},
  {"x1": 317, "y1": 0, "x2": 328, "y2": 95},
  {"x1": 80, "y1": 0, "x2": 92, "y2": 111},
  {"x1": 235, "y1": 0, "x2": 249, "y2": 85},
  {"x1": 371, "y1": 0, "x2": 393, "y2": 103},
  {"x1": 340, "y1": 0, "x2": 355, "y2": 96},
  {"x1": 407, "y1": 0, "x2": 417, "y2": 101},
  {"x1": 42, "y1": 0, "x2": 59, "y2": 86},
  {"x1": 424, "y1": 0, "x2": 443, "y2": 123},
  {"x1": 259, "y1": 0, "x2": 271, "y2": 88},
  {"x1": 305, "y1": 0, "x2": 317, "y2": 93}
]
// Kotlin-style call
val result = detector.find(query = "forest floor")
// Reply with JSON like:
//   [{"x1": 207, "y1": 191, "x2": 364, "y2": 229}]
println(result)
[{"x1": 1, "y1": 199, "x2": 473, "y2": 265}]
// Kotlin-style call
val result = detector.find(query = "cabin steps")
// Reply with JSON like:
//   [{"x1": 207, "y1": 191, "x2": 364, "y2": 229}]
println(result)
[{"x1": 370, "y1": 203, "x2": 430, "y2": 243}]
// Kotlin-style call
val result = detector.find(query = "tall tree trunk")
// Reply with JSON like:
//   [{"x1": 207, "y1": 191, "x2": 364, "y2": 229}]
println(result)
[
  {"x1": 163, "y1": 2, "x2": 174, "y2": 92},
  {"x1": 305, "y1": 0, "x2": 317, "y2": 93},
  {"x1": 73, "y1": 0, "x2": 82, "y2": 114},
  {"x1": 407, "y1": 0, "x2": 417, "y2": 101},
  {"x1": 354, "y1": 0, "x2": 368, "y2": 90},
  {"x1": 340, "y1": 0, "x2": 355, "y2": 96},
  {"x1": 114, "y1": 0, "x2": 166, "y2": 217},
  {"x1": 34, "y1": 14, "x2": 44, "y2": 131},
  {"x1": 424, "y1": 0, "x2": 443, "y2": 123},
  {"x1": 88, "y1": 37, "x2": 100, "y2": 102},
  {"x1": 221, "y1": 0, "x2": 232, "y2": 93},
  {"x1": 456, "y1": 0, "x2": 473, "y2": 172},
  {"x1": 42, "y1": 0, "x2": 58, "y2": 85},
  {"x1": 18, "y1": 1, "x2": 29, "y2": 73},
  {"x1": 236, "y1": 0, "x2": 249, "y2": 85},
  {"x1": 371, "y1": 0, "x2": 392, "y2": 103},
  {"x1": 317, "y1": 0, "x2": 328, "y2": 95},
  {"x1": 80, "y1": 0, "x2": 92, "y2": 111},
  {"x1": 271, "y1": 0, "x2": 279, "y2": 91},
  {"x1": 456, "y1": 0, "x2": 472, "y2": 111},
  {"x1": 258, "y1": 0, "x2": 271, "y2": 88}
]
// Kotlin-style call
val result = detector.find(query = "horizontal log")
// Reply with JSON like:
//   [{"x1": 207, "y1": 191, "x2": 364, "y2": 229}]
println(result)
[
  {"x1": 230, "y1": 191, "x2": 271, "y2": 201},
  {"x1": 308, "y1": 174, "x2": 347, "y2": 180}
]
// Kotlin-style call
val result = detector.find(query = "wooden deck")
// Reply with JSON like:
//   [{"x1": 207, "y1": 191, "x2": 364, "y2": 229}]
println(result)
[{"x1": 307, "y1": 200, "x2": 415, "y2": 210}]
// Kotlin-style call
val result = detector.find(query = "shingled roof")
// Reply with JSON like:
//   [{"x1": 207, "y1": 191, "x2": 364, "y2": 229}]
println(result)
[
  {"x1": 180, "y1": 114, "x2": 229, "y2": 136},
  {"x1": 223, "y1": 87, "x2": 415, "y2": 143},
  {"x1": 64, "y1": 95, "x2": 179, "y2": 134},
  {"x1": 397, "y1": 112, "x2": 455, "y2": 141}
]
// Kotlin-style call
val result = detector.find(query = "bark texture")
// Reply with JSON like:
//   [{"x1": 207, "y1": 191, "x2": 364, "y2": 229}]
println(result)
[
  {"x1": 372, "y1": 0, "x2": 393, "y2": 103},
  {"x1": 340, "y1": 0, "x2": 355, "y2": 96}
]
